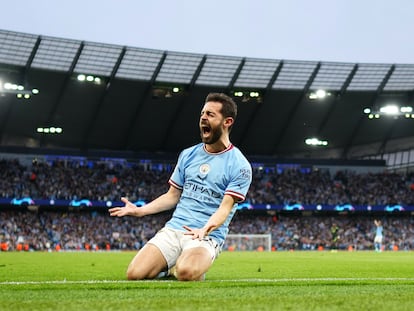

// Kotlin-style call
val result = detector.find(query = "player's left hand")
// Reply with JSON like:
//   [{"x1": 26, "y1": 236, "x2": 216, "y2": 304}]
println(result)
[{"x1": 183, "y1": 225, "x2": 208, "y2": 240}]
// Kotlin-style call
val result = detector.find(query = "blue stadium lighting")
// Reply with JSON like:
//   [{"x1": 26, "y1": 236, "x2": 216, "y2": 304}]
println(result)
[
  {"x1": 384, "y1": 205, "x2": 405, "y2": 212},
  {"x1": 69, "y1": 199, "x2": 92, "y2": 207},
  {"x1": 2, "y1": 196, "x2": 413, "y2": 212},
  {"x1": 283, "y1": 204, "x2": 305, "y2": 211}
]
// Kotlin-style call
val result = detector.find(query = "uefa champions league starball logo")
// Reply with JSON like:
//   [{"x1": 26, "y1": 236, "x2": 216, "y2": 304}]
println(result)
[{"x1": 199, "y1": 164, "x2": 210, "y2": 174}]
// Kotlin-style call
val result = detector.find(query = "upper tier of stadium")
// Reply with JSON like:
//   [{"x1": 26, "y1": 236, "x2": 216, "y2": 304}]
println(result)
[{"x1": 1, "y1": 29, "x2": 414, "y2": 161}]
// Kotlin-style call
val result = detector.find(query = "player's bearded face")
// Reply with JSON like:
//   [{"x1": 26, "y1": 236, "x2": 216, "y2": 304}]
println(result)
[
  {"x1": 199, "y1": 101, "x2": 225, "y2": 145},
  {"x1": 200, "y1": 121, "x2": 223, "y2": 144}
]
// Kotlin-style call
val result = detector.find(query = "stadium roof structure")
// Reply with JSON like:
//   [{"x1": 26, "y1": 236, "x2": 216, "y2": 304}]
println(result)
[{"x1": 0, "y1": 29, "x2": 414, "y2": 162}]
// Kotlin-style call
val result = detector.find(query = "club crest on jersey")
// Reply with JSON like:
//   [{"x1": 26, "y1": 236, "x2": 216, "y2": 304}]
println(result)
[{"x1": 198, "y1": 163, "x2": 210, "y2": 179}]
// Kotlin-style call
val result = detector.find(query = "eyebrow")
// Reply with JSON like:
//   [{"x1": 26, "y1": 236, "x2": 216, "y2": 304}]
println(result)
[{"x1": 201, "y1": 109, "x2": 217, "y2": 115}]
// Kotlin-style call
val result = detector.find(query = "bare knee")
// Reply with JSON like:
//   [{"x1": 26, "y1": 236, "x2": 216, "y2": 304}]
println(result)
[
  {"x1": 126, "y1": 265, "x2": 147, "y2": 280},
  {"x1": 126, "y1": 262, "x2": 163, "y2": 280},
  {"x1": 175, "y1": 248, "x2": 212, "y2": 281},
  {"x1": 175, "y1": 263, "x2": 205, "y2": 281},
  {"x1": 126, "y1": 244, "x2": 168, "y2": 280}
]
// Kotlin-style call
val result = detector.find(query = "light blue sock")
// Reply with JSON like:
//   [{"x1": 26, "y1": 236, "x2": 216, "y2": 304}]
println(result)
[{"x1": 156, "y1": 271, "x2": 168, "y2": 278}]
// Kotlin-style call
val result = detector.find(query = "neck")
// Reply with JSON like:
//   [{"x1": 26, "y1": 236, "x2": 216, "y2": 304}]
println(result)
[{"x1": 204, "y1": 140, "x2": 231, "y2": 153}]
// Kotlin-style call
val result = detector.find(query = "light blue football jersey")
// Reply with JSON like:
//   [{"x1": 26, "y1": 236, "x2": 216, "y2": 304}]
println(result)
[
  {"x1": 376, "y1": 225, "x2": 383, "y2": 237},
  {"x1": 165, "y1": 142, "x2": 252, "y2": 246}
]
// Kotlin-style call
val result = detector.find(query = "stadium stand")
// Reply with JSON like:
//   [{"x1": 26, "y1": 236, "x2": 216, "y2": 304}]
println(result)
[{"x1": 1, "y1": 156, "x2": 413, "y2": 252}]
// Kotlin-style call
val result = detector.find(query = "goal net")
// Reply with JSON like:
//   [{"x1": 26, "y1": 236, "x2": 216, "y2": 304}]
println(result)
[{"x1": 224, "y1": 234, "x2": 272, "y2": 252}]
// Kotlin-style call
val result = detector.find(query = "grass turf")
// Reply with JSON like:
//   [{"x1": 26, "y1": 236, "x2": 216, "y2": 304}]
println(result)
[{"x1": 0, "y1": 251, "x2": 413, "y2": 310}]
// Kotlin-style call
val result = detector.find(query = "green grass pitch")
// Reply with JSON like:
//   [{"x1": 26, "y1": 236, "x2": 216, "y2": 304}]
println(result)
[{"x1": 1, "y1": 251, "x2": 413, "y2": 310}]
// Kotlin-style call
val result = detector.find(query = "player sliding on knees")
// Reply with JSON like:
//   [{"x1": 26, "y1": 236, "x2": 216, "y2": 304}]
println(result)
[{"x1": 109, "y1": 93, "x2": 252, "y2": 281}]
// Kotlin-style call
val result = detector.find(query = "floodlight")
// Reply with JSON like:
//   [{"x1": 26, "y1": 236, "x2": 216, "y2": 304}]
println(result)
[
  {"x1": 379, "y1": 105, "x2": 399, "y2": 115},
  {"x1": 315, "y1": 89, "x2": 326, "y2": 98}
]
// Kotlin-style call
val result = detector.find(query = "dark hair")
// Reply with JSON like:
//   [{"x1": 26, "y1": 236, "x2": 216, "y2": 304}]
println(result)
[{"x1": 205, "y1": 92, "x2": 237, "y2": 122}]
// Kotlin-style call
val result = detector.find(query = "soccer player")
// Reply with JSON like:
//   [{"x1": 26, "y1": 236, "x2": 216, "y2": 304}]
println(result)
[
  {"x1": 330, "y1": 223, "x2": 339, "y2": 251},
  {"x1": 109, "y1": 93, "x2": 252, "y2": 281},
  {"x1": 374, "y1": 219, "x2": 383, "y2": 252}
]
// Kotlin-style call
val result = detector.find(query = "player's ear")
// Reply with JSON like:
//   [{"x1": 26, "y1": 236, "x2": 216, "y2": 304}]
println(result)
[{"x1": 224, "y1": 117, "x2": 234, "y2": 128}]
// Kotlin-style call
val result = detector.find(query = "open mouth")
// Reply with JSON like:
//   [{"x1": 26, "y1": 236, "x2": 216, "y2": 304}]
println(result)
[{"x1": 201, "y1": 125, "x2": 211, "y2": 134}]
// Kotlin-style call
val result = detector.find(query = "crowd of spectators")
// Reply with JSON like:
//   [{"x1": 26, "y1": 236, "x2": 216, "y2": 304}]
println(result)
[
  {"x1": 1, "y1": 157, "x2": 414, "y2": 252},
  {"x1": 1, "y1": 209, "x2": 413, "y2": 252},
  {"x1": 249, "y1": 166, "x2": 414, "y2": 206},
  {"x1": 1, "y1": 158, "x2": 414, "y2": 206},
  {"x1": 0, "y1": 209, "x2": 167, "y2": 252},
  {"x1": 0, "y1": 158, "x2": 171, "y2": 203}
]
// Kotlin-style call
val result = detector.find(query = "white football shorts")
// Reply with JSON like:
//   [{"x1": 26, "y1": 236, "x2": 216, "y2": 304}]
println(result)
[
  {"x1": 374, "y1": 235, "x2": 383, "y2": 244},
  {"x1": 148, "y1": 227, "x2": 220, "y2": 269}
]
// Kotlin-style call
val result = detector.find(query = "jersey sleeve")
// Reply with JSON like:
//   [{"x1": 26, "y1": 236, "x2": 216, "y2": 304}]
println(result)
[
  {"x1": 168, "y1": 150, "x2": 185, "y2": 190},
  {"x1": 225, "y1": 157, "x2": 252, "y2": 202}
]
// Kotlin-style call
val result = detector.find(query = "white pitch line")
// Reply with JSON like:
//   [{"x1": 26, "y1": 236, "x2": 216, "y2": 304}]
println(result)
[
  {"x1": 1, "y1": 277, "x2": 414, "y2": 285},
  {"x1": 228, "y1": 277, "x2": 414, "y2": 282}
]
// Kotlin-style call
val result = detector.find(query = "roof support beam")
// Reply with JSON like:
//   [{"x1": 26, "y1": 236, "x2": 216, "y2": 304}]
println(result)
[
  {"x1": 40, "y1": 42, "x2": 85, "y2": 147},
  {"x1": 227, "y1": 58, "x2": 245, "y2": 91},
  {"x1": 237, "y1": 61, "x2": 284, "y2": 148},
  {"x1": 22, "y1": 36, "x2": 41, "y2": 82},
  {"x1": 123, "y1": 51, "x2": 167, "y2": 149},
  {"x1": 272, "y1": 62, "x2": 321, "y2": 154},
  {"x1": 316, "y1": 64, "x2": 358, "y2": 136},
  {"x1": 0, "y1": 36, "x2": 41, "y2": 144},
  {"x1": 160, "y1": 55, "x2": 207, "y2": 149},
  {"x1": 341, "y1": 64, "x2": 395, "y2": 158},
  {"x1": 81, "y1": 46, "x2": 127, "y2": 150}
]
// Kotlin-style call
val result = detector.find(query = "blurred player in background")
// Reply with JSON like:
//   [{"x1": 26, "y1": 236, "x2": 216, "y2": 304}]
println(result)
[
  {"x1": 374, "y1": 219, "x2": 383, "y2": 252},
  {"x1": 330, "y1": 223, "x2": 339, "y2": 251},
  {"x1": 109, "y1": 93, "x2": 252, "y2": 281}
]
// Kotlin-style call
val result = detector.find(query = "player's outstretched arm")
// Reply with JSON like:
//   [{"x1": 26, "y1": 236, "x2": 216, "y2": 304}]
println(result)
[{"x1": 109, "y1": 186, "x2": 181, "y2": 218}]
